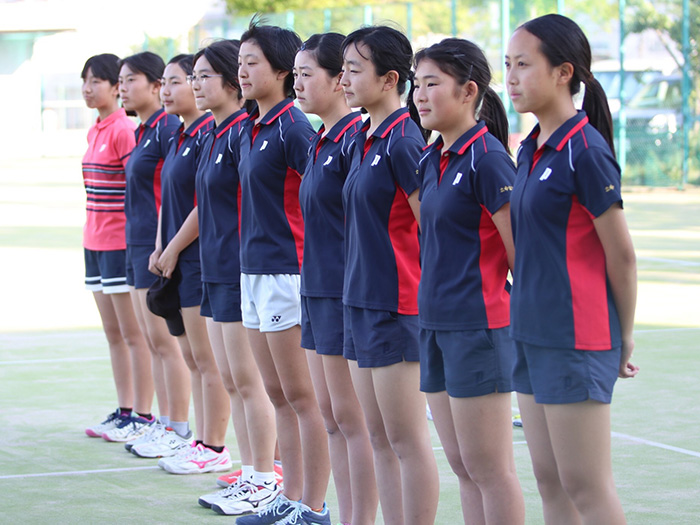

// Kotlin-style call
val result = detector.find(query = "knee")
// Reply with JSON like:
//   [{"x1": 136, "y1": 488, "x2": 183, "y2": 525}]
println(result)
[
  {"x1": 558, "y1": 470, "x2": 601, "y2": 509},
  {"x1": 102, "y1": 325, "x2": 124, "y2": 346},
  {"x1": 264, "y1": 385, "x2": 288, "y2": 409},
  {"x1": 533, "y1": 463, "x2": 568, "y2": 501}
]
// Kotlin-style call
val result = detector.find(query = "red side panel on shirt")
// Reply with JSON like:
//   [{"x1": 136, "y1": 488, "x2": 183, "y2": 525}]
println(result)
[
  {"x1": 478, "y1": 206, "x2": 510, "y2": 328},
  {"x1": 566, "y1": 195, "x2": 611, "y2": 350},
  {"x1": 284, "y1": 168, "x2": 305, "y2": 270},
  {"x1": 388, "y1": 185, "x2": 420, "y2": 315},
  {"x1": 153, "y1": 158, "x2": 164, "y2": 215}
]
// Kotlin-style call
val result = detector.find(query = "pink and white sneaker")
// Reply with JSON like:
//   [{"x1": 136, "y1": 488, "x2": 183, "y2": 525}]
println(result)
[{"x1": 161, "y1": 443, "x2": 232, "y2": 475}]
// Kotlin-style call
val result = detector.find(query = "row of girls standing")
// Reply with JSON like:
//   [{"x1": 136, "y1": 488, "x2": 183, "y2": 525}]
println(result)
[{"x1": 80, "y1": 13, "x2": 637, "y2": 525}]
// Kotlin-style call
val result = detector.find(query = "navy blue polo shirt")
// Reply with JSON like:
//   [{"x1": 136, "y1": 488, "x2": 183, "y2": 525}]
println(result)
[
  {"x1": 419, "y1": 122, "x2": 515, "y2": 330},
  {"x1": 342, "y1": 107, "x2": 424, "y2": 315},
  {"x1": 195, "y1": 109, "x2": 249, "y2": 284},
  {"x1": 510, "y1": 111, "x2": 623, "y2": 350},
  {"x1": 125, "y1": 108, "x2": 180, "y2": 245},
  {"x1": 239, "y1": 99, "x2": 315, "y2": 275},
  {"x1": 160, "y1": 113, "x2": 215, "y2": 261},
  {"x1": 299, "y1": 112, "x2": 363, "y2": 298}
]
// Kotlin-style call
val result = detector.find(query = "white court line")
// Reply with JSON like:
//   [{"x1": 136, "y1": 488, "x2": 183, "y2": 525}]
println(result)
[
  {"x1": 638, "y1": 256, "x2": 700, "y2": 267},
  {"x1": 611, "y1": 432, "x2": 700, "y2": 458},
  {"x1": 0, "y1": 356, "x2": 109, "y2": 366},
  {"x1": 0, "y1": 459, "x2": 242, "y2": 481},
  {"x1": 634, "y1": 327, "x2": 700, "y2": 334}
]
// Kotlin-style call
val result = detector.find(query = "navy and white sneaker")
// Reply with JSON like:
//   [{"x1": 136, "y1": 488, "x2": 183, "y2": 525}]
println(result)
[
  {"x1": 277, "y1": 502, "x2": 331, "y2": 525},
  {"x1": 85, "y1": 409, "x2": 129, "y2": 438},
  {"x1": 234, "y1": 493, "x2": 297, "y2": 525}
]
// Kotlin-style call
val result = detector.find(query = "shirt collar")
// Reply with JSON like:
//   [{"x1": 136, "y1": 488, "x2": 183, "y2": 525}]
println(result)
[
  {"x1": 317, "y1": 112, "x2": 363, "y2": 143},
  {"x1": 364, "y1": 107, "x2": 411, "y2": 139},
  {"x1": 446, "y1": 121, "x2": 489, "y2": 155},
  {"x1": 95, "y1": 108, "x2": 127, "y2": 130},
  {"x1": 522, "y1": 110, "x2": 589, "y2": 152},
  {"x1": 215, "y1": 109, "x2": 249, "y2": 138},
  {"x1": 249, "y1": 98, "x2": 296, "y2": 126},
  {"x1": 143, "y1": 107, "x2": 167, "y2": 128},
  {"x1": 182, "y1": 113, "x2": 215, "y2": 137}
]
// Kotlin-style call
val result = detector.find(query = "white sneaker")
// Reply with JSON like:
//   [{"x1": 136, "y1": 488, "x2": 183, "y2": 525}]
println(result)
[
  {"x1": 158, "y1": 441, "x2": 199, "y2": 470},
  {"x1": 124, "y1": 421, "x2": 166, "y2": 452},
  {"x1": 85, "y1": 409, "x2": 129, "y2": 438},
  {"x1": 199, "y1": 478, "x2": 245, "y2": 509},
  {"x1": 161, "y1": 444, "x2": 232, "y2": 475},
  {"x1": 102, "y1": 415, "x2": 155, "y2": 443},
  {"x1": 132, "y1": 427, "x2": 194, "y2": 458},
  {"x1": 209, "y1": 481, "x2": 281, "y2": 515}
]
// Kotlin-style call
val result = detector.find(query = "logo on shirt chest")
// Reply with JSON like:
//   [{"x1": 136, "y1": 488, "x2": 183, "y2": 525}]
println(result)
[
  {"x1": 182, "y1": 147, "x2": 191, "y2": 157},
  {"x1": 142, "y1": 139, "x2": 151, "y2": 149},
  {"x1": 99, "y1": 144, "x2": 107, "y2": 153},
  {"x1": 452, "y1": 172, "x2": 463, "y2": 185},
  {"x1": 215, "y1": 153, "x2": 223, "y2": 164},
  {"x1": 539, "y1": 167, "x2": 552, "y2": 181},
  {"x1": 323, "y1": 155, "x2": 333, "y2": 166},
  {"x1": 370, "y1": 154, "x2": 381, "y2": 167},
  {"x1": 259, "y1": 140, "x2": 268, "y2": 151}
]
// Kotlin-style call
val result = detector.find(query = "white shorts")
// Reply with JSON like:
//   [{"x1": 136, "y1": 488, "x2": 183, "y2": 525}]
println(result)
[{"x1": 240, "y1": 273, "x2": 301, "y2": 332}]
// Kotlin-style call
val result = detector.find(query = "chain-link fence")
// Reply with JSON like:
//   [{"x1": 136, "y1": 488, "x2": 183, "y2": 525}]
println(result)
[{"x1": 191, "y1": 0, "x2": 699, "y2": 186}]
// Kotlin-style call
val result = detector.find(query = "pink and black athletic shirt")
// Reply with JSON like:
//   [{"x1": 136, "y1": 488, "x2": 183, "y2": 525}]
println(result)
[
  {"x1": 160, "y1": 113, "x2": 215, "y2": 261},
  {"x1": 342, "y1": 107, "x2": 424, "y2": 315},
  {"x1": 510, "y1": 111, "x2": 622, "y2": 350},
  {"x1": 418, "y1": 121, "x2": 515, "y2": 330},
  {"x1": 239, "y1": 99, "x2": 315, "y2": 275},
  {"x1": 195, "y1": 109, "x2": 249, "y2": 283},
  {"x1": 124, "y1": 108, "x2": 180, "y2": 246},
  {"x1": 299, "y1": 112, "x2": 363, "y2": 298},
  {"x1": 82, "y1": 108, "x2": 137, "y2": 251}
]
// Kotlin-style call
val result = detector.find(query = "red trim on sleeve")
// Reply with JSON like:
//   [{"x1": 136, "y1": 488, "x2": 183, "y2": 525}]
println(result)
[
  {"x1": 566, "y1": 195, "x2": 611, "y2": 350},
  {"x1": 388, "y1": 184, "x2": 420, "y2": 315},
  {"x1": 284, "y1": 168, "x2": 305, "y2": 270},
  {"x1": 153, "y1": 158, "x2": 164, "y2": 215},
  {"x1": 192, "y1": 114, "x2": 215, "y2": 135},
  {"x1": 478, "y1": 206, "x2": 510, "y2": 328}
]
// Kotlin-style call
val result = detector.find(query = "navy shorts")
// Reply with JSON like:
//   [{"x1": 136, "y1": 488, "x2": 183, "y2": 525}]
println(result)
[
  {"x1": 419, "y1": 327, "x2": 515, "y2": 397},
  {"x1": 201, "y1": 282, "x2": 242, "y2": 323},
  {"x1": 343, "y1": 305, "x2": 419, "y2": 368},
  {"x1": 84, "y1": 248, "x2": 129, "y2": 294},
  {"x1": 126, "y1": 245, "x2": 157, "y2": 289},
  {"x1": 512, "y1": 341, "x2": 621, "y2": 404},
  {"x1": 177, "y1": 259, "x2": 203, "y2": 308},
  {"x1": 301, "y1": 296, "x2": 344, "y2": 356}
]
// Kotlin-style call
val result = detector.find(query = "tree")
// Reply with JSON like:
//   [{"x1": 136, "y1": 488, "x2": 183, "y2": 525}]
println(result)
[{"x1": 226, "y1": 0, "x2": 365, "y2": 14}]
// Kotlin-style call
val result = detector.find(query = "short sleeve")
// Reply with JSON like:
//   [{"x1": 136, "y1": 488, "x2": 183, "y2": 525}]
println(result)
[
  {"x1": 574, "y1": 146, "x2": 622, "y2": 217},
  {"x1": 389, "y1": 136, "x2": 423, "y2": 196},
  {"x1": 473, "y1": 151, "x2": 516, "y2": 215},
  {"x1": 285, "y1": 120, "x2": 315, "y2": 175}
]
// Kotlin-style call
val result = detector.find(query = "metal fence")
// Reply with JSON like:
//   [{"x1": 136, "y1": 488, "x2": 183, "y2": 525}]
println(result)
[{"x1": 185, "y1": 1, "x2": 699, "y2": 186}]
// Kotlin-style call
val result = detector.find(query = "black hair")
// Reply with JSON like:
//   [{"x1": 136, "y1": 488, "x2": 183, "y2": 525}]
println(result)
[
  {"x1": 194, "y1": 39, "x2": 244, "y2": 100},
  {"x1": 415, "y1": 38, "x2": 510, "y2": 154},
  {"x1": 81, "y1": 53, "x2": 121, "y2": 85},
  {"x1": 519, "y1": 14, "x2": 615, "y2": 156},
  {"x1": 240, "y1": 17, "x2": 302, "y2": 99},
  {"x1": 167, "y1": 53, "x2": 195, "y2": 77},
  {"x1": 300, "y1": 32, "x2": 345, "y2": 78},
  {"x1": 341, "y1": 25, "x2": 429, "y2": 141},
  {"x1": 119, "y1": 51, "x2": 165, "y2": 84}
]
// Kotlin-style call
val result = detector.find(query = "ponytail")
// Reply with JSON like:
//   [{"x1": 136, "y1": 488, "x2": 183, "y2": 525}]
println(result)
[
  {"x1": 582, "y1": 75, "x2": 615, "y2": 157},
  {"x1": 479, "y1": 87, "x2": 511, "y2": 155},
  {"x1": 519, "y1": 14, "x2": 616, "y2": 158}
]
